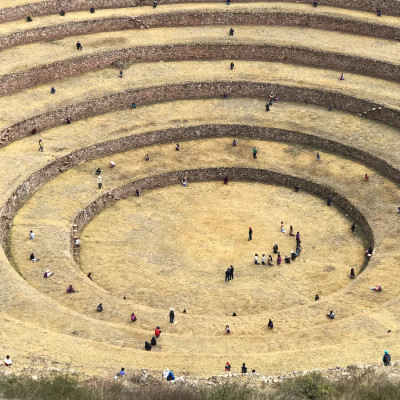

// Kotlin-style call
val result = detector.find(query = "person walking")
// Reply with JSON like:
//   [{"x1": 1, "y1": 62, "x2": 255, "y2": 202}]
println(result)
[
  {"x1": 230, "y1": 62, "x2": 234, "y2": 70},
  {"x1": 268, "y1": 319, "x2": 274, "y2": 329},
  {"x1": 248, "y1": 227, "x2": 252, "y2": 241},
  {"x1": 229, "y1": 27, "x2": 234, "y2": 36},
  {"x1": 316, "y1": 152, "x2": 321, "y2": 161},
  {"x1": 169, "y1": 308, "x2": 175, "y2": 323},
  {"x1": 97, "y1": 175, "x2": 102, "y2": 189},
  {"x1": 38, "y1": 138, "x2": 44, "y2": 152}
]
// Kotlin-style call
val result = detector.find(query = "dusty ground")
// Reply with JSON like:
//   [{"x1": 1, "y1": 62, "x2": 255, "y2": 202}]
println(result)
[
  {"x1": 80, "y1": 182, "x2": 364, "y2": 313},
  {"x1": 6, "y1": 137, "x2": 400, "y2": 376},
  {"x1": 2, "y1": 25, "x2": 400, "y2": 77},
  {"x1": 3, "y1": 60, "x2": 400, "y2": 130},
  {"x1": 3, "y1": 3, "x2": 400, "y2": 36},
  {"x1": 1, "y1": 99, "x2": 399, "y2": 207},
  {"x1": 0, "y1": 0, "x2": 400, "y2": 380}
]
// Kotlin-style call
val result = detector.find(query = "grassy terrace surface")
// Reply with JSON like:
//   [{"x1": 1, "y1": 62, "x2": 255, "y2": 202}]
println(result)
[
  {"x1": 1, "y1": 3, "x2": 399, "y2": 36},
  {"x1": 6, "y1": 137, "x2": 399, "y2": 374},
  {"x1": 0, "y1": 99, "x2": 399, "y2": 204},
  {"x1": 1, "y1": 26, "x2": 400, "y2": 77},
  {"x1": 0, "y1": 0, "x2": 399, "y2": 381},
  {"x1": 2, "y1": 61, "x2": 400, "y2": 129}
]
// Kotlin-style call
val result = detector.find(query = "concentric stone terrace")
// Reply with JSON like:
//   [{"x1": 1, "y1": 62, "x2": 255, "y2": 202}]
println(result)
[{"x1": 0, "y1": 0, "x2": 399, "y2": 378}]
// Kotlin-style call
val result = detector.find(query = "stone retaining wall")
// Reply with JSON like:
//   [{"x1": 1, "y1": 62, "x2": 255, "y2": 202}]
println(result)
[
  {"x1": 0, "y1": 124, "x2": 383, "y2": 252},
  {"x1": 2, "y1": 11, "x2": 400, "y2": 50},
  {"x1": 70, "y1": 167, "x2": 374, "y2": 259},
  {"x1": 2, "y1": 0, "x2": 400, "y2": 23},
  {"x1": 0, "y1": 81, "x2": 395, "y2": 145},
  {"x1": 2, "y1": 44, "x2": 399, "y2": 97}
]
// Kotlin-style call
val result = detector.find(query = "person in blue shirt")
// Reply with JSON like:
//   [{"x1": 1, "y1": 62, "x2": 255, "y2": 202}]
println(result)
[
  {"x1": 167, "y1": 371, "x2": 175, "y2": 381},
  {"x1": 116, "y1": 368, "x2": 125, "y2": 378}
]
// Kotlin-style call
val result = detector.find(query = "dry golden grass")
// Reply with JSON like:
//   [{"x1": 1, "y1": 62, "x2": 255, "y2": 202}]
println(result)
[
  {"x1": 2, "y1": 25, "x2": 400, "y2": 77},
  {"x1": 6, "y1": 137, "x2": 400, "y2": 376},
  {"x1": 0, "y1": 99, "x2": 399, "y2": 209},
  {"x1": 0, "y1": 1, "x2": 400, "y2": 380},
  {"x1": 2, "y1": 3, "x2": 400, "y2": 36},
  {"x1": 2, "y1": 60, "x2": 400, "y2": 130}
]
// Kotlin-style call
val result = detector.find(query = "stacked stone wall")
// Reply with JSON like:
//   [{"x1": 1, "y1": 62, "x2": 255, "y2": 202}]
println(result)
[
  {"x1": 2, "y1": 0, "x2": 400, "y2": 23},
  {"x1": 0, "y1": 81, "x2": 396, "y2": 145},
  {"x1": 2, "y1": 12, "x2": 400, "y2": 50},
  {"x1": 1, "y1": 43, "x2": 398, "y2": 98}
]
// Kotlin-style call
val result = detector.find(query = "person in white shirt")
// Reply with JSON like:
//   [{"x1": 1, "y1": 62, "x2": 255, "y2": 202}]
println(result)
[
  {"x1": 4, "y1": 355, "x2": 12, "y2": 367},
  {"x1": 44, "y1": 269, "x2": 54, "y2": 278},
  {"x1": 29, "y1": 230, "x2": 34, "y2": 240}
]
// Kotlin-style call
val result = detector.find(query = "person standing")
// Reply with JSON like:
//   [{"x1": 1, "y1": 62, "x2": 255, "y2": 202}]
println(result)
[
  {"x1": 316, "y1": 152, "x2": 321, "y2": 161},
  {"x1": 38, "y1": 138, "x2": 44, "y2": 152},
  {"x1": 225, "y1": 268, "x2": 230, "y2": 282},
  {"x1": 248, "y1": 227, "x2": 252, "y2": 241},
  {"x1": 268, "y1": 319, "x2": 274, "y2": 329},
  {"x1": 383, "y1": 350, "x2": 391, "y2": 366},
  {"x1": 97, "y1": 175, "x2": 102, "y2": 189},
  {"x1": 252, "y1": 146, "x2": 258, "y2": 159},
  {"x1": 229, "y1": 265, "x2": 234, "y2": 280},
  {"x1": 230, "y1": 62, "x2": 234, "y2": 70},
  {"x1": 169, "y1": 308, "x2": 175, "y2": 323},
  {"x1": 229, "y1": 27, "x2": 234, "y2": 36},
  {"x1": 241, "y1": 363, "x2": 247, "y2": 373}
]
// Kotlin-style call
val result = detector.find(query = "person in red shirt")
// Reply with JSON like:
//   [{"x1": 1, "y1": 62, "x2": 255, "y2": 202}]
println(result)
[{"x1": 155, "y1": 326, "x2": 161, "y2": 338}]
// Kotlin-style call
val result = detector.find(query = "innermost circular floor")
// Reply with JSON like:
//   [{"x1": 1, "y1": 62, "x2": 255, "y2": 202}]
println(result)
[{"x1": 80, "y1": 182, "x2": 364, "y2": 314}]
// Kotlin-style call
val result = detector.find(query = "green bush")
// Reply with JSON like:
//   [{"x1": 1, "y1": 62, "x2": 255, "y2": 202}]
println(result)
[{"x1": 276, "y1": 373, "x2": 335, "y2": 400}]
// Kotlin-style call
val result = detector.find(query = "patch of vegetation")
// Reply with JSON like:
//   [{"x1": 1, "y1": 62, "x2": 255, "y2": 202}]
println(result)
[{"x1": 2, "y1": 371, "x2": 400, "y2": 400}]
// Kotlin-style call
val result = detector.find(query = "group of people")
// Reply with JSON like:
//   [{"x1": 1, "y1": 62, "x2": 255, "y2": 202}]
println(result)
[{"x1": 252, "y1": 225, "x2": 302, "y2": 267}]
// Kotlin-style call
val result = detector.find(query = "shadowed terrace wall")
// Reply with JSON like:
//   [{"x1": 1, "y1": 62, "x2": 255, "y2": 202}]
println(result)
[
  {"x1": 0, "y1": 123, "x2": 389, "y2": 249},
  {"x1": 1, "y1": 43, "x2": 400, "y2": 98},
  {"x1": 2, "y1": 11, "x2": 400, "y2": 50},
  {"x1": 2, "y1": 0, "x2": 400, "y2": 23},
  {"x1": 70, "y1": 167, "x2": 375, "y2": 260},
  {"x1": 0, "y1": 81, "x2": 397, "y2": 145}
]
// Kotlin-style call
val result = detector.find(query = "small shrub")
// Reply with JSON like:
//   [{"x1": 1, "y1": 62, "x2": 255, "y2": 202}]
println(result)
[{"x1": 276, "y1": 373, "x2": 335, "y2": 400}]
